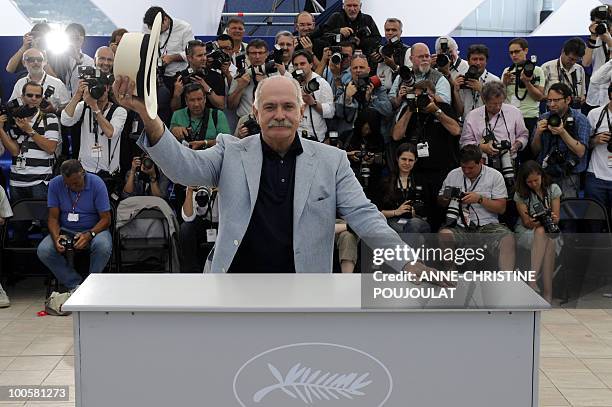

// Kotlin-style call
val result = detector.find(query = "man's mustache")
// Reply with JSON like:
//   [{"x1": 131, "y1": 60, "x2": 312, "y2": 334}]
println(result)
[{"x1": 267, "y1": 119, "x2": 293, "y2": 128}]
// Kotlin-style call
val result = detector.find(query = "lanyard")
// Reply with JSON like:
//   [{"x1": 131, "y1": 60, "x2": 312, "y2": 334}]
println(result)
[
  {"x1": 463, "y1": 170, "x2": 483, "y2": 193},
  {"x1": 556, "y1": 59, "x2": 578, "y2": 96},
  {"x1": 67, "y1": 188, "x2": 82, "y2": 213},
  {"x1": 187, "y1": 109, "x2": 204, "y2": 138},
  {"x1": 470, "y1": 71, "x2": 488, "y2": 111},
  {"x1": 397, "y1": 176, "x2": 413, "y2": 202},
  {"x1": 158, "y1": 20, "x2": 173, "y2": 56},
  {"x1": 484, "y1": 109, "x2": 511, "y2": 141}
]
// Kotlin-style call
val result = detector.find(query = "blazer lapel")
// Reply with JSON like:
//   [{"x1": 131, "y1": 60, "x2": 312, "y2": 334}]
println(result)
[
  {"x1": 240, "y1": 137, "x2": 263, "y2": 214},
  {"x1": 294, "y1": 142, "x2": 316, "y2": 225}
]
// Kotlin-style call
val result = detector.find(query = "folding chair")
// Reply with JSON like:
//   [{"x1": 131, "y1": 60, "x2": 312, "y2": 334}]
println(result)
[
  {"x1": 556, "y1": 198, "x2": 612, "y2": 303},
  {"x1": 116, "y1": 207, "x2": 173, "y2": 273},
  {"x1": 1, "y1": 199, "x2": 51, "y2": 286}
]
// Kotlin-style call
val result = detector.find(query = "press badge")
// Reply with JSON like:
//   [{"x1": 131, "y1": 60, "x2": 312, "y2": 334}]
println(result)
[
  {"x1": 397, "y1": 218, "x2": 408, "y2": 225},
  {"x1": 91, "y1": 144, "x2": 102, "y2": 158},
  {"x1": 417, "y1": 142, "x2": 430, "y2": 158},
  {"x1": 132, "y1": 120, "x2": 139, "y2": 134},
  {"x1": 608, "y1": 154, "x2": 612, "y2": 168},
  {"x1": 206, "y1": 229, "x2": 217, "y2": 243},
  {"x1": 67, "y1": 213, "x2": 79, "y2": 222}
]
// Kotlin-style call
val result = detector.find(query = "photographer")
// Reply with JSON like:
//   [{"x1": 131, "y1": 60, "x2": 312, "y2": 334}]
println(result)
[
  {"x1": 432, "y1": 36, "x2": 468, "y2": 81},
  {"x1": 584, "y1": 5, "x2": 612, "y2": 111},
  {"x1": 227, "y1": 39, "x2": 291, "y2": 121},
  {"x1": 438, "y1": 145, "x2": 515, "y2": 271},
  {"x1": 541, "y1": 38, "x2": 586, "y2": 107},
  {"x1": 170, "y1": 40, "x2": 226, "y2": 111},
  {"x1": 47, "y1": 23, "x2": 94, "y2": 97},
  {"x1": 180, "y1": 185, "x2": 218, "y2": 273},
  {"x1": 391, "y1": 80, "x2": 461, "y2": 229},
  {"x1": 514, "y1": 161, "x2": 561, "y2": 304},
  {"x1": 61, "y1": 78, "x2": 127, "y2": 189},
  {"x1": 378, "y1": 143, "x2": 431, "y2": 239},
  {"x1": 316, "y1": 41, "x2": 354, "y2": 95},
  {"x1": 292, "y1": 50, "x2": 334, "y2": 141},
  {"x1": 461, "y1": 81, "x2": 528, "y2": 169},
  {"x1": 275, "y1": 31, "x2": 296, "y2": 71},
  {"x1": 94, "y1": 46, "x2": 114, "y2": 75},
  {"x1": 122, "y1": 153, "x2": 169, "y2": 200},
  {"x1": 143, "y1": 6, "x2": 194, "y2": 94},
  {"x1": 502, "y1": 38, "x2": 545, "y2": 162},
  {"x1": 310, "y1": 0, "x2": 381, "y2": 55},
  {"x1": 37, "y1": 160, "x2": 112, "y2": 294},
  {"x1": 585, "y1": 84, "x2": 612, "y2": 211},
  {"x1": 370, "y1": 18, "x2": 412, "y2": 91},
  {"x1": 5, "y1": 22, "x2": 52, "y2": 76},
  {"x1": 226, "y1": 17, "x2": 248, "y2": 63},
  {"x1": 9, "y1": 48, "x2": 70, "y2": 115},
  {"x1": 294, "y1": 11, "x2": 325, "y2": 61},
  {"x1": 170, "y1": 83, "x2": 230, "y2": 149},
  {"x1": 389, "y1": 43, "x2": 451, "y2": 109},
  {"x1": 453, "y1": 44, "x2": 500, "y2": 120},
  {"x1": 334, "y1": 54, "x2": 391, "y2": 136},
  {"x1": 532, "y1": 83, "x2": 590, "y2": 198},
  {"x1": 109, "y1": 28, "x2": 127, "y2": 54},
  {"x1": 0, "y1": 82, "x2": 59, "y2": 202}
]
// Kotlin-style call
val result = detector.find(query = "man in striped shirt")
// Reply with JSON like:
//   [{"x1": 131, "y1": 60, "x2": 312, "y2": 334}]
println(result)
[{"x1": 0, "y1": 81, "x2": 59, "y2": 202}]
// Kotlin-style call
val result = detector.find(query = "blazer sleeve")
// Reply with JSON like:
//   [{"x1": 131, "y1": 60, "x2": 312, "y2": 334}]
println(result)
[{"x1": 138, "y1": 127, "x2": 226, "y2": 188}]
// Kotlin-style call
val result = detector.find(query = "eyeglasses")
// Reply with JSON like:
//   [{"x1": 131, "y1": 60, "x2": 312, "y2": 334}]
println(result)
[
  {"x1": 25, "y1": 57, "x2": 43, "y2": 63},
  {"x1": 25, "y1": 93, "x2": 42, "y2": 99},
  {"x1": 509, "y1": 49, "x2": 523, "y2": 55},
  {"x1": 248, "y1": 50, "x2": 267, "y2": 55},
  {"x1": 546, "y1": 97, "x2": 567, "y2": 104}
]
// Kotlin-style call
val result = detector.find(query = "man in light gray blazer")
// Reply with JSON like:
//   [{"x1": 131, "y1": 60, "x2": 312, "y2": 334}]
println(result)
[{"x1": 112, "y1": 75, "x2": 418, "y2": 274}]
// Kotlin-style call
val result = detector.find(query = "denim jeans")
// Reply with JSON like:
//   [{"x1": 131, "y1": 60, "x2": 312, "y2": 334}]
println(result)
[
  {"x1": 585, "y1": 172, "x2": 612, "y2": 210},
  {"x1": 37, "y1": 230, "x2": 112, "y2": 289}
]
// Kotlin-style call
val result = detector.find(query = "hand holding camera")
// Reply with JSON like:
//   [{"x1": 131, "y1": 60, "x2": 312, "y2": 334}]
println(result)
[
  {"x1": 480, "y1": 141, "x2": 500, "y2": 157},
  {"x1": 594, "y1": 131, "x2": 611, "y2": 146},
  {"x1": 345, "y1": 82, "x2": 358, "y2": 100},
  {"x1": 339, "y1": 27, "x2": 354, "y2": 38},
  {"x1": 14, "y1": 117, "x2": 34, "y2": 134},
  {"x1": 461, "y1": 192, "x2": 482, "y2": 205},
  {"x1": 396, "y1": 201, "x2": 413, "y2": 216},
  {"x1": 22, "y1": 33, "x2": 34, "y2": 49}
]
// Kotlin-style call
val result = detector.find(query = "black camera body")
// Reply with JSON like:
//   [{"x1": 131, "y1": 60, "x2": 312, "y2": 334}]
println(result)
[
  {"x1": 380, "y1": 36, "x2": 403, "y2": 59},
  {"x1": 443, "y1": 186, "x2": 465, "y2": 200},
  {"x1": 269, "y1": 44, "x2": 285, "y2": 65},
  {"x1": 59, "y1": 235, "x2": 75, "y2": 266},
  {"x1": 78, "y1": 66, "x2": 112, "y2": 99},
  {"x1": 243, "y1": 115, "x2": 261, "y2": 136},
  {"x1": 39, "y1": 85, "x2": 55, "y2": 110},
  {"x1": 435, "y1": 38, "x2": 451, "y2": 69},
  {"x1": 511, "y1": 58, "x2": 538, "y2": 88},
  {"x1": 207, "y1": 49, "x2": 231, "y2": 71},
  {"x1": 398, "y1": 66, "x2": 415, "y2": 87},
  {"x1": 0, "y1": 100, "x2": 37, "y2": 133},
  {"x1": 460, "y1": 65, "x2": 480, "y2": 89},
  {"x1": 292, "y1": 68, "x2": 320, "y2": 94},
  {"x1": 330, "y1": 46, "x2": 346, "y2": 65},
  {"x1": 531, "y1": 201, "x2": 561, "y2": 236},
  {"x1": 406, "y1": 91, "x2": 430, "y2": 113},
  {"x1": 178, "y1": 67, "x2": 207, "y2": 86}
]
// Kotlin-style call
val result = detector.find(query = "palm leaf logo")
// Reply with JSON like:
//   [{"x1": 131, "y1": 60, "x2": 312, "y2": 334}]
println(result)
[{"x1": 253, "y1": 362, "x2": 372, "y2": 404}]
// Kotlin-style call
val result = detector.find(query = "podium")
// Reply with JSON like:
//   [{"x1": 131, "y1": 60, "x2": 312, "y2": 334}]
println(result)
[{"x1": 63, "y1": 273, "x2": 548, "y2": 407}]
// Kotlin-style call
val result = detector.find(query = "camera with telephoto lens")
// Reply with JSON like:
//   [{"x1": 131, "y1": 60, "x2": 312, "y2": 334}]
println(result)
[
  {"x1": 398, "y1": 65, "x2": 415, "y2": 87},
  {"x1": 205, "y1": 42, "x2": 231, "y2": 71},
  {"x1": 380, "y1": 36, "x2": 403, "y2": 59},
  {"x1": 442, "y1": 186, "x2": 466, "y2": 227},
  {"x1": 330, "y1": 46, "x2": 345, "y2": 65},
  {"x1": 194, "y1": 186, "x2": 214, "y2": 209},
  {"x1": 243, "y1": 115, "x2": 261, "y2": 136},
  {"x1": 531, "y1": 201, "x2": 561, "y2": 237},
  {"x1": 353, "y1": 147, "x2": 376, "y2": 188},
  {"x1": 355, "y1": 26, "x2": 372, "y2": 39},
  {"x1": 59, "y1": 235, "x2": 75, "y2": 267},
  {"x1": 544, "y1": 147, "x2": 578, "y2": 175},
  {"x1": 39, "y1": 85, "x2": 55, "y2": 109},
  {"x1": 78, "y1": 66, "x2": 112, "y2": 99},
  {"x1": 435, "y1": 38, "x2": 451, "y2": 69},
  {"x1": 0, "y1": 100, "x2": 37, "y2": 134},
  {"x1": 178, "y1": 67, "x2": 207, "y2": 86},
  {"x1": 292, "y1": 69, "x2": 320, "y2": 94},
  {"x1": 327, "y1": 130, "x2": 340, "y2": 148},
  {"x1": 511, "y1": 56, "x2": 538, "y2": 88},
  {"x1": 354, "y1": 75, "x2": 371, "y2": 101},
  {"x1": 483, "y1": 130, "x2": 515, "y2": 188},
  {"x1": 460, "y1": 65, "x2": 480, "y2": 89},
  {"x1": 134, "y1": 154, "x2": 155, "y2": 181}
]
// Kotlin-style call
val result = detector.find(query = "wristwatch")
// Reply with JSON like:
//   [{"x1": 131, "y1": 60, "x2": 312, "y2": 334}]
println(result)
[
  {"x1": 205, "y1": 88, "x2": 213, "y2": 95},
  {"x1": 89, "y1": 230, "x2": 97, "y2": 238},
  {"x1": 477, "y1": 195, "x2": 484, "y2": 204},
  {"x1": 434, "y1": 108, "x2": 443, "y2": 117}
]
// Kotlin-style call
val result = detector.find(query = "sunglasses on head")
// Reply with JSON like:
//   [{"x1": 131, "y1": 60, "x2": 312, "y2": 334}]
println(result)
[
  {"x1": 25, "y1": 93, "x2": 42, "y2": 99},
  {"x1": 25, "y1": 57, "x2": 44, "y2": 63}
]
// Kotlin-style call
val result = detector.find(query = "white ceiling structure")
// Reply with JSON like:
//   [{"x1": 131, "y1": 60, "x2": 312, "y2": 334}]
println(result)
[
  {"x1": 0, "y1": 0, "x2": 36, "y2": 35},
  {"x1": 531, "y1": 0, "x2": 603, "y2": 36}
]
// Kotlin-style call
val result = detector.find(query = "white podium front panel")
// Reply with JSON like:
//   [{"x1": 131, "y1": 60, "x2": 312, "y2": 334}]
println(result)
[{"x1": 64, "y1": 274, "x2": 545, "y2": 406}]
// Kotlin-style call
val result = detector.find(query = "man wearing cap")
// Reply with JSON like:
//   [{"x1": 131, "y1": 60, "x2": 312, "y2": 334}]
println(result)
[{"x1": 113, "y1": 73, "x2": 420, "y2": 275}]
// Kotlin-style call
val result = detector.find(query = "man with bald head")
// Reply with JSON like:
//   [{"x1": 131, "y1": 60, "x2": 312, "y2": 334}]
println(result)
[
  {"x1": 94, "y1": 46, "x2": 114, "y2": 74},
  {"x1": 9, "y1": 48, "x2": 70, "y2": 114},
  {"x1": 113, "y1": 74, "x2": 407, "y2": 273},
  {"x1": 390, "y1": 43, "x2": 452, "y2": 108}
]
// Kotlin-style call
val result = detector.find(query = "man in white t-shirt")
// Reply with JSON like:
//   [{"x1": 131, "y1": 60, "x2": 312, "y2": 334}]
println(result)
[
  {"x1": 586, "y1": 84, "x2": 612, "y2": 211},
  {"x1": 584, "y1": 5, "x2": 612, "y2": 111}
]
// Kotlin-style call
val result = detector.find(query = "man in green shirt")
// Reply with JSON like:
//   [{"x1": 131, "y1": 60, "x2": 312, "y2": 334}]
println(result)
[
  {"x1": 502, "y1": 38, "x2": 546, "y2": 163},
  {"x1": 170, "y1": 83, "x2": 230, "y2": 150}
]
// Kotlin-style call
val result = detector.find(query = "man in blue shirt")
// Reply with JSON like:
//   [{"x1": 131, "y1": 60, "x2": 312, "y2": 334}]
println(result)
[
  {"x1": 531, "y1": 83, "x2": 591, "y2": 197},
  {"x1": 37, "y1": 159, "x2": 112, "y2": 290}
]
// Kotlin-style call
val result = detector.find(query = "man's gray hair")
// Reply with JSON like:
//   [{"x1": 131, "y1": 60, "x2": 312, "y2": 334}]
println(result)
[
  {"x1": 60, "y1": 159, "x2": 84, "y2": 178},
  {"x1": 275, "y1": 30, "x2": 294, "y2": 43},
  {"x1": 481, "y1": 81, "x2": 507, "y2": 102},
  {"x1": 22, "y1": 48, "x2": 45, "y2": 62},
  {"x1": 94, "y1": 46, "x2": 113, "y2": 60},
  {"x1": 435, "y1": 36, "x2": 459, "y2": 53},
  {"x1": 385, "y1": 18, "x2": 403, "y2": 31},
  {"x1": 342, "y1": 0, "x2": 362, "y2": 5},
  {"x1": 253, "y1": 76, "x2": 305, "y2": 110}
]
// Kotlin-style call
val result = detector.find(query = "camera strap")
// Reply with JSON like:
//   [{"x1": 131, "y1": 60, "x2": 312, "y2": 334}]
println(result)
[
  {"x1": 397, "y1": 176, "x2": 414, "y2": 202},
  {"x1": 513, "y1": 65, "x2": 529, "y2": 102},
  {"x1": 556, "y1": 59, "x2": 579, "y2": 97},
  {"x1": 158, "y1": 19, "x2": 173, "y2": 58},
  {"x1": 593, "y1": 106, "x2": 611, "y2": 136},
  {"x1": 470, "y1": 71, "x2": 488, "y2": 112},
  {"x1": 603, "y1": 41, "x2": 610, "y2": 63},
  {"x1": 527, "y1": 190, "x2": 550, "y2": 214},
  {"x1": 462, "y1": 171, "x2": 483, "y2": 227},
  {"x1": 485, "y1": 109, "x2": 511, "y2": 141}
]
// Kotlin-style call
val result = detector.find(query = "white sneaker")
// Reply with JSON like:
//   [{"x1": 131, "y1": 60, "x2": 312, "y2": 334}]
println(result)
[{"x1": 0, "y1": 285, "x2": 10, "y2": 308}]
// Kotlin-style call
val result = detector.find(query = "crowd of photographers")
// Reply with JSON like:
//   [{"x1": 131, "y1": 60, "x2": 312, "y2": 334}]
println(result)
[{"x1": 0, "y1": 1, "x2": 612, "y2": 305}]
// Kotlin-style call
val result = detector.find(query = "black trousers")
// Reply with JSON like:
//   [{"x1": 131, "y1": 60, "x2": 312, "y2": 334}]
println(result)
[{"x1": 179, "y1": 216, "x2": 214, "y2": 273}]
